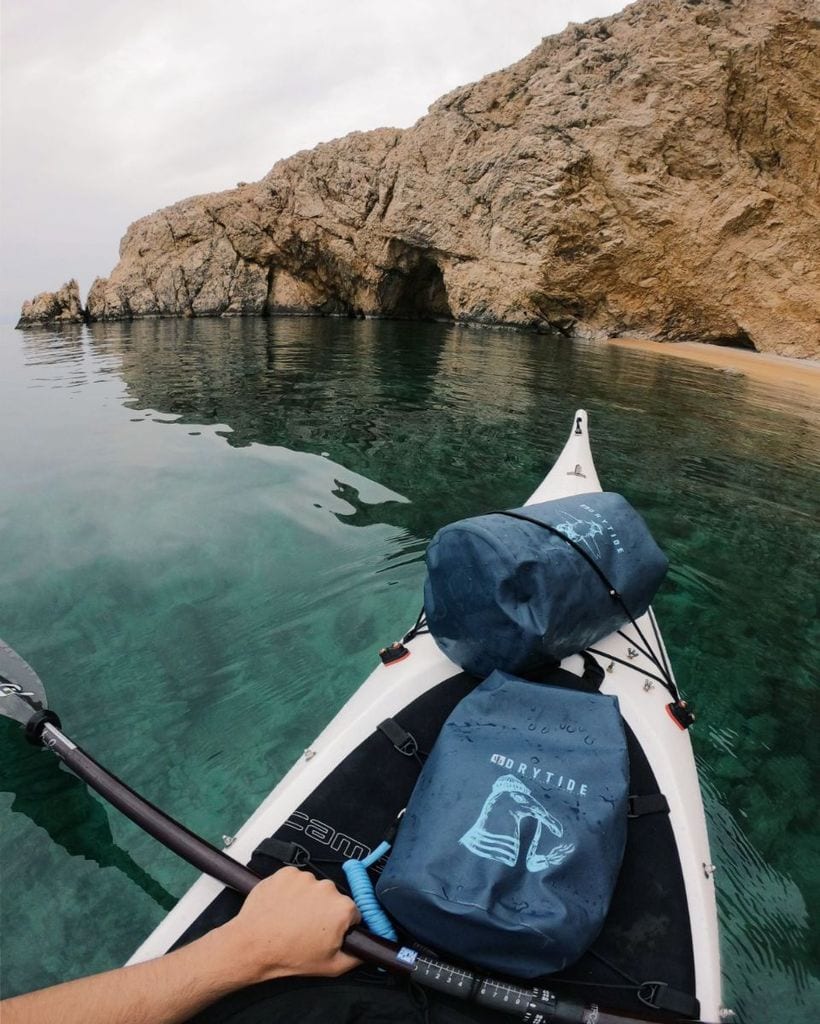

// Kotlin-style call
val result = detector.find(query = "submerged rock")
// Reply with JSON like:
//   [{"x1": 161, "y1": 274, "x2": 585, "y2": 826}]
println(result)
[
  {"x1": 32, "y1": 0, "x2": 820, "y2": 356},
  {"x1": 17, "y1": 280, "x2": 86, "y2": 328}
]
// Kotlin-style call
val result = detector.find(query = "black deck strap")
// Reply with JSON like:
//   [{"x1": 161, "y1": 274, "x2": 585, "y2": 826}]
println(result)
[
  {"x1": 377, "y1": 718, "x2": 419, "y2": 757},
  {"x1": 254, "y1": 838, "x2": 311, "y2": 869},
  {"x1": 638, "y1": 981, "x2": 701, "y2": 1019},
  {"x1": 627, "y1": 793, "x2": 670, "y2": 818},
  {"x1": 540, "y1": 651, "x2": 603, "y2": 693},
  {"x1": 580, "y1": 651, "x2": 605, "y2": 691}
]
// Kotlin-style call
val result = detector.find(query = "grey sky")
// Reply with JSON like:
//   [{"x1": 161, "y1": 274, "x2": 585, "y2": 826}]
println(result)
[{"x1": 1, "y1": 0, "x2": 628, "y2": 318}]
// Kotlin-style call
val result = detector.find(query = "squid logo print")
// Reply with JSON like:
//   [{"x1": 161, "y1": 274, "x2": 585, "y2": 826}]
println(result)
[
  {"x1": 459, "y1": 775, "x2": 575, "y2": 873},
  {"x1": 554, "y1": 510, "x2": 605, "y2": 558}
]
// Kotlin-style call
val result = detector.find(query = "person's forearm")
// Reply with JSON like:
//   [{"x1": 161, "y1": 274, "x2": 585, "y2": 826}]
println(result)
[
  {"x1": 2, "y1": 868, "x2": 360, "y2": 1023},
  {"x1": 1, "y1": 922, "x2": 262, "y2": 1024}
]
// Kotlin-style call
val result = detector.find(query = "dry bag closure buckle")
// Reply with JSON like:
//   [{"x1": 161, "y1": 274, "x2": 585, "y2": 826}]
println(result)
[
  {"x1": 666, "y1": 700, "x2": 696, "y2": 730},
  {"x1": 379, "y1": 642, "x2": 410, "y2": 666}
]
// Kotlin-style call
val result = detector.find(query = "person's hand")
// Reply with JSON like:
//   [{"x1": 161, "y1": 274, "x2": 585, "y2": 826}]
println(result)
[
  {"x1": 219, "y1": 866, "x2": 362, "y2": 983},
  {"x1": 1, "y1": 868, "x2": 362, "y2": 1024}
]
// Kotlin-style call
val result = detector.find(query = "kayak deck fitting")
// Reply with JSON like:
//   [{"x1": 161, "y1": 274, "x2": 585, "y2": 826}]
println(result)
[{"x1": 129, "y1": 410, "x2": 723, "y2": 1023}]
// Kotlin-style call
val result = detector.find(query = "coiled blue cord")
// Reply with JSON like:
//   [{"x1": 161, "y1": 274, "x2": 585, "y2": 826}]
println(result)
[{"x1": 342, "y1": 840, "x2": 397, "y2": 941}]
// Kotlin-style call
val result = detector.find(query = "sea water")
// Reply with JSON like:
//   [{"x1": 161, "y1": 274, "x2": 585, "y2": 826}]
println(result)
[{"x1": 0, "y1": 317, "x2": 817, "y2": 1022}]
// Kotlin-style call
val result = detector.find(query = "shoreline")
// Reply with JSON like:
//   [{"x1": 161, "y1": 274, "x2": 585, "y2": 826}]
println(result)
[
  {"x1": 9, "y1": 312, "x2": 820, "y2": 397},
  {"x1": 606, "y1": 337, "x2": 820, "y2": 395}
]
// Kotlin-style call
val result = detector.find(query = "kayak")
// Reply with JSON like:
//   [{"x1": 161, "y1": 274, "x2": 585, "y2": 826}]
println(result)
[{"x1": 128, "y1": 409, "x2": 724, "y2": 1022}]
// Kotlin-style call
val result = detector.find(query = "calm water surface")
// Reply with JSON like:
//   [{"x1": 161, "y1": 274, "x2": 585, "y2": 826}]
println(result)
[{"x1": 1, "y1": 318, "x2": 817, "y2": 1021}]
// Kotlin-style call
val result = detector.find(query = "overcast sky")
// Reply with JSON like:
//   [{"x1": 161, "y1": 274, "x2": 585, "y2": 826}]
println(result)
[{"x1": 1, "y1": 0, "x2": 629, "y2": 318}]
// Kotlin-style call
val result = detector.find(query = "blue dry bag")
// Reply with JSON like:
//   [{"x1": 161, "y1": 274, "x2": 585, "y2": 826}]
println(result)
[
  {"x1": 424, "y1": 492, "x2": 667, "y2": 676},
  {"x1": 376, "y1": 671, "x2": 629, "y2": 978}
]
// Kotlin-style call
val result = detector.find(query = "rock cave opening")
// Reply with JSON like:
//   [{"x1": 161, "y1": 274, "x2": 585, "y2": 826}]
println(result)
[
  {"x1": 381, "y1": 257, "x2": 452, "y2": 321},
  {"x1": 710, "y1": 331, "x2": 757, "y2": 352}
]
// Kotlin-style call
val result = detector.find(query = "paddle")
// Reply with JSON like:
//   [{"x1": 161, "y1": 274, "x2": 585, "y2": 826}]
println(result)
[{"x1": 0, "y1": 638, "x2": 715, "y2": 1024}]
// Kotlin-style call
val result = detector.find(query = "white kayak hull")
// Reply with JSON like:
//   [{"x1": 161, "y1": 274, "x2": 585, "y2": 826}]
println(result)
[{"x1": 130, "y1": 409, "x2": 722, "y2": 1022}]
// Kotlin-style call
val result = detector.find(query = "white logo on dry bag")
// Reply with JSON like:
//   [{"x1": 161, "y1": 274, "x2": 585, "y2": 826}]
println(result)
[
  {"x1": 554, "y1": 511, "x2": 606, "y2": 557},
  {"x1": 459, "y1": 775, "x2": 575, "y2": 873}
]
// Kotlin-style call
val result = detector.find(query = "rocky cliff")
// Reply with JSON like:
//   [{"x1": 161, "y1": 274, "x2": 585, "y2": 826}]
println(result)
[
  {"x1": 19, "y1": 0, "x2": 820, "y2": 356},
  {"x1": 16, "y1": 280, "x2": 86, "y2": 327}
]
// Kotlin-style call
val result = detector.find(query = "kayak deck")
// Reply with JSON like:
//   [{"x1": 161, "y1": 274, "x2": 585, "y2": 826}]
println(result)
[{"x1": 172, "y1": 664, "x2": 698, "y2": 1022}]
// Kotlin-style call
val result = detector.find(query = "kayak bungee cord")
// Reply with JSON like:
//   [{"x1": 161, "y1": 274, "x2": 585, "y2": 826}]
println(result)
[
  {"x1": 0, "y1": 640, "x2": 713, "y2": 1023},
  {"x1": 585, "y1": 646, "x2": 669, "y2": 691},
  {"x1": 402, "y1": 607, "x2": 429, "y2": 644}
]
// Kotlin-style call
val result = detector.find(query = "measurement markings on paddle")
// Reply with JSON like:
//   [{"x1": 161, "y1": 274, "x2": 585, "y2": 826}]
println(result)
[
  {"x1": 414, "y1": 954, "x2": 563, "y2": 1021},
  {"x1": 417, "y1": 956, "x2": 472, "y2": 987},
  {"x1": 485, "y1": 981, "x2": 524, "y2": 1004}
]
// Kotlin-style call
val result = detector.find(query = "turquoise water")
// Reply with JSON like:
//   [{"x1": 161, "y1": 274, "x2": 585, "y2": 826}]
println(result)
[{"x1": 0, "y1": 318, "x2": 817, "y2": 1021}]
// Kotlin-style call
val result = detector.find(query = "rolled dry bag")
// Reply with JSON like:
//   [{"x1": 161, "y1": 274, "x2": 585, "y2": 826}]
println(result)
[
  {"x1": 424, "y1": 492, "x2": 668, "y2": 677},
  {"x1": 376, "y1": 670, "x2": 629, "y2": 978}
]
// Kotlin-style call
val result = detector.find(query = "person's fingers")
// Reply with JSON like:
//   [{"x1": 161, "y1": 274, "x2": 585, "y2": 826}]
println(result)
[
  {"x1": 333, "y1": 897, "x2": 360, "y2": 929},
  {"x1": 231, "y1": 865, "x2": 368, "y2": 981},
  {"x1": 321, "y1": 884, "x2": 360, "y2": 932}
]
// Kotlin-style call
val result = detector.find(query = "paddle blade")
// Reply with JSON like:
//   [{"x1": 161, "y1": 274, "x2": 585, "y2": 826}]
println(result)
[{"x1": 0, "y1": 639, "x2": 48, "y2": 726}]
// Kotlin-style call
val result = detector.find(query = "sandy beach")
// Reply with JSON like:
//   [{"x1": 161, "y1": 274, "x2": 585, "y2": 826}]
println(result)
[{"x1": 607, "y1": 337, "x2": 820, "y2": 396}]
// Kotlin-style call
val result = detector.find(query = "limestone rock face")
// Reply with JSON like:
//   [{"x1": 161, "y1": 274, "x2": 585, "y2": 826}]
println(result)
[
  {"x1": 73, "y1": 0, "x2": 820, "y2": 355},
  {"x1": 17, "y1": 280, "x2": 86, "y2": 328}
]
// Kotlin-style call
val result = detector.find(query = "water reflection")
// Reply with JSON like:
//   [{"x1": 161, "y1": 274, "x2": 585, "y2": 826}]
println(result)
[
  {"x1": 0, "y1": 720, "x2": 176, "y2": 910},
  {"x1": 20, "y1": 324, "x2": 86, "y2": 363},
  {"x1": 77, "y1": 317, "x2": 819, "y2": 536}
]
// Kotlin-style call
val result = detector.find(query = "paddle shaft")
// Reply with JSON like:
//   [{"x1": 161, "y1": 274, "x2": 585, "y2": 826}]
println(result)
[
  {"x1": 39, "y1": 723, "x2": 698, "y2": 1024},
  {"x1": 41, "y1": 723, "x2": 258, "y2": 893}
]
